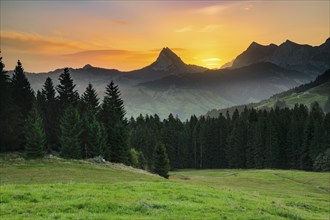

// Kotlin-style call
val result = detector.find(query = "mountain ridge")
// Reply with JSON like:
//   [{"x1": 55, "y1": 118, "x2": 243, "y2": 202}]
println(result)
[{"x1": 230, "y1": 38, "x2": 330, "y2": 76}]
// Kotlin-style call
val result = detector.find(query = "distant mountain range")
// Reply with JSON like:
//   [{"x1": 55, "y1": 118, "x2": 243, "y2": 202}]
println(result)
[{"x1": 13, "y1": 37, "x2": 330, "y2": 119}]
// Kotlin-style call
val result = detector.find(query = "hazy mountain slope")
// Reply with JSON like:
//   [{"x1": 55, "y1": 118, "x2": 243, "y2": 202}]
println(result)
[
  {"x1": 206, "y1": 69, "x2": 330, "y2": 117},
  {"x1": 123, "y1": 87, "x2": 234, "y2": 119},
  {"x1": 231, "y1": 38, "x2": 330, "y2": 76},
  {"x1": 140, "y1": 62, "x2": 309, "y2": 104}
]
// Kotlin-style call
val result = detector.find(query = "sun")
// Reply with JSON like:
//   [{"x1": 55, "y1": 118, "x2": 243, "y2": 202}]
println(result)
[{"x1": 202, "y1": 58, "x2": 222, "y2": 69}]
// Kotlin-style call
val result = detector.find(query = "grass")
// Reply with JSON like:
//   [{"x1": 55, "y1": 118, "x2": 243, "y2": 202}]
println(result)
[
  {"x1": 1, "y1": 154, "x2": 329, "y2": 219},
  {"x1": 257, "y1": 82, "x2": 329, "y2": 110}
]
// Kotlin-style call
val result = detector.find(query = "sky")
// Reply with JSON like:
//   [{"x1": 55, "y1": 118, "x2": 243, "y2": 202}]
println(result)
[{"x1": 0, "y1": 0, "x2": 329, "y2": 72}]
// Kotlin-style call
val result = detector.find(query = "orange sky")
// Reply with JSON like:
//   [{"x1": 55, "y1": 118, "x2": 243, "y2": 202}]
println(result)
[{"x1": 0, "y1": 1, "x2": 329, "y2": 72}]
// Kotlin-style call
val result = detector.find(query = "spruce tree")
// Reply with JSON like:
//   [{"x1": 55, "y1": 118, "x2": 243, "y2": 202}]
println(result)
[
  {"x1": 82, "y1": 83, "x2": 99, "y2": 112},
  {"x1": 81, "y1": 108, "x2": 107, "y2": 158},
  {"x1": 41, "y1": 77, "x2": 59, "y2": 150},
  {"x1": 24, "y1": 105, "x2": 46, "y2": 158},
  {"x1": 59, "y1": 106, "x2": 83, "y2": 159},
  {"x1": 100, "y1": 80, "x2": 129, "y2": 163},
  {"x1": 11, "y1": 60, "x2": 35, "y2": 118},
  {"x1": 0, "y1": 53, "x2": 17, "y2": 151},
  {"x1": 153, "y1": 143, "x2": 170, "y2": 178},
  {"x1": 226, "y1": 119, "x2": 246, "y2": 168},
  {"x1": 11, "y1": 60, "x2": 35, "y2": 150},
  {"x1": 57, "y1": 68, "x2": 79, "y2": 108}
]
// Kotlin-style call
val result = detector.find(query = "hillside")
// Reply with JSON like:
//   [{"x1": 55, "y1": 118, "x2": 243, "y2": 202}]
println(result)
[
  {"x1": 0, "y1": 155, "x2": 329, "y2": 219},
  {"x1": 206, "y1": 69, "x2": 330, "y2": 117}
]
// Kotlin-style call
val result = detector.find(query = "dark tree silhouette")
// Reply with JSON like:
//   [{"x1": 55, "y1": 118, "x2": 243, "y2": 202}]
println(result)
[{"x1": 153, "y1": 143, "x2": 170, "y2": 178}]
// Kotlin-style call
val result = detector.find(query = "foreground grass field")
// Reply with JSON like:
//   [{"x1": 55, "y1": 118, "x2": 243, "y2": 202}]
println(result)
[{"x1": 0, "y1": 154, "x2": 329, "y2": 219}]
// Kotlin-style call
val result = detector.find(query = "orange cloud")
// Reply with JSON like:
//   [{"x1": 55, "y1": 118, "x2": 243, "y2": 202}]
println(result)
[{"x1": 1, "y1": 30, "x2": 91, "y2": 53}]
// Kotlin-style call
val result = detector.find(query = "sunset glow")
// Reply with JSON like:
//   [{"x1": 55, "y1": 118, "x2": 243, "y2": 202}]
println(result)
[{"x1": 1, "y1": 1, "x2": 329, "y2": 72}]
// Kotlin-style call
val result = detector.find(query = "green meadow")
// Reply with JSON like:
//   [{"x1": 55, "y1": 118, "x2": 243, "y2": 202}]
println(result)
[{"x1": 0, "y1": 154, "x2": 329, "y2": 219}]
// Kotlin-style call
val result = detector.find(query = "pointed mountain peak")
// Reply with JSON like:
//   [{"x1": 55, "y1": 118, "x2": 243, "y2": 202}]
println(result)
[
  {"x1": 282, "y1": 39, "x2": 299, "y2": 46},
  {"x1": 83, "y1": 64, "x2": 94, "y2": 69},
  {"x1": 250, "y1": 41, "x2": 261, "y2": 47},
  {"x1": 157, "y1": 47, "x2": 183, "y2": 63},
  {"x1": 151, "y1": 47, "x2": 187, "y2": 73}
]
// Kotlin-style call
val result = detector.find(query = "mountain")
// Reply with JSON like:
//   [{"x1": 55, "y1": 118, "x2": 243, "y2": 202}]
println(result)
[
  {"x1": 206, "y1": 69, "x2": 330, "y2": 118},
  {"x1": 230, "y1": 38, "x2": 330, "y2": 76},
  {"x1": 119, "y1": 47, "x2": 207, "y2": 82}
]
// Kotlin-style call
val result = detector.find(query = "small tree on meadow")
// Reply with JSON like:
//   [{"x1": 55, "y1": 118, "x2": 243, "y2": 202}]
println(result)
[{"x1": 153, "y1": 143, "x2": 170, "y2": 178}]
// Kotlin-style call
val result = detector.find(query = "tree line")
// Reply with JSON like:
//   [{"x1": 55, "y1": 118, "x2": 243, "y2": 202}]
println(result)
[{"x1": 1, "y1": 56, "x2": 329, "y2": 178}]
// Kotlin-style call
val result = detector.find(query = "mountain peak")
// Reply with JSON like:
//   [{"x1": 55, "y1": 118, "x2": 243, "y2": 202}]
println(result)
[
  {"x1": 283, "y1": 39, "x2": 299, "y2": 46},
  {"x1": 83, "y1": 64, "x2": 94, "y2": 69},
  {"x1": 249, "y1": 41, "x2": 262, "y2": 47},
  {"x1": 151, "y1": 47, "x2": 186, "y2": 72},
  {"x1": 158, "y1": 47, "x2": 183, "y2": 62}
]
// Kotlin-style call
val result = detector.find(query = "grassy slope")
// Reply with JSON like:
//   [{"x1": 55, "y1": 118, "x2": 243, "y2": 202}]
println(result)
[
  {"x1": 256, "y1": 82, "x2": 329, "y2": 110},
  {"x1": 0, "y1": 155, "x2": 329, "y2": 220}
]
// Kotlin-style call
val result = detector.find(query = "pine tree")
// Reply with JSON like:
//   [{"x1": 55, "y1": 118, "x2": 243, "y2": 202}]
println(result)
[
  {"x1": 82, "y1": 83, "x2": 99, "y2": 112},
  {"x1": 100, "y1": 80, "x2": 129, "y2": 163},
  {"x1": 299, "y1": 103, "x2": 323, "y2": 171},
  {"x1": 11, "y1": 60, "x2": 35, "y2": 150},
  {"x1": 41, "y1": 77, "x2": 59, "y2": 150},
  {"x1": 153, "y1": 143, "x2": 170, "y2": 178},
  {"x1": 59, "y1": 106, "x2": 83, "y2": 159},
  {"x1": 226, "y1": 119, "x2": 246, "y2": 168},
  {"x1": 24, "y1": 105, "x2": 46, "y2": 158},
  {"x1": 264, "y1": 112, "x2": 280, "y2": 168},
  {"x1": 57, "y1": 68, "x2": 79, "y2": 108},
  {"x1": 81, "y1": 109, "x2": 107, "y2": 158},
  {"x1": 11, "y1": 60, "x2": 35, "y2": 118},
  {"x1": 162, "y1": 114, "x2": 185, "y2": 169},
  {"x1": 254, "y1": 113, "x2": 267, "y2": 168},
  {"x1": 0, "y1": 53, "x2": 17, "y2": 151}
]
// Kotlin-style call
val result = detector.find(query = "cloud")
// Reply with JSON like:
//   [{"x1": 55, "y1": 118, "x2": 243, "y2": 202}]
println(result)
[
  {"x1": 1, "y1": 30, "x2": 90, "y2": 53},
  {"x1": 243, "y1": 4, "x2": 253, "y2": 11},
  {"x1": 62, "y1": 49, "x2": 156, "y2": 63},
  {"x1": 192, "y1": 2, "x2": 246, "y2": 15},
  {"x1": 197, "y1": 5, "x2": 225, "y2": 15},
  {"x1": 111, "y1": 20, "x2": 129, "y2": 25},
  {"x1": 202, "y1": 58, "x2": 222, "y2": 62},
  {"x1": 175, "y1": 26, "x2": 193, "y2": 33},
  {"x1": 199, "y1": 24, "x2": 222, "y2": 33}
]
